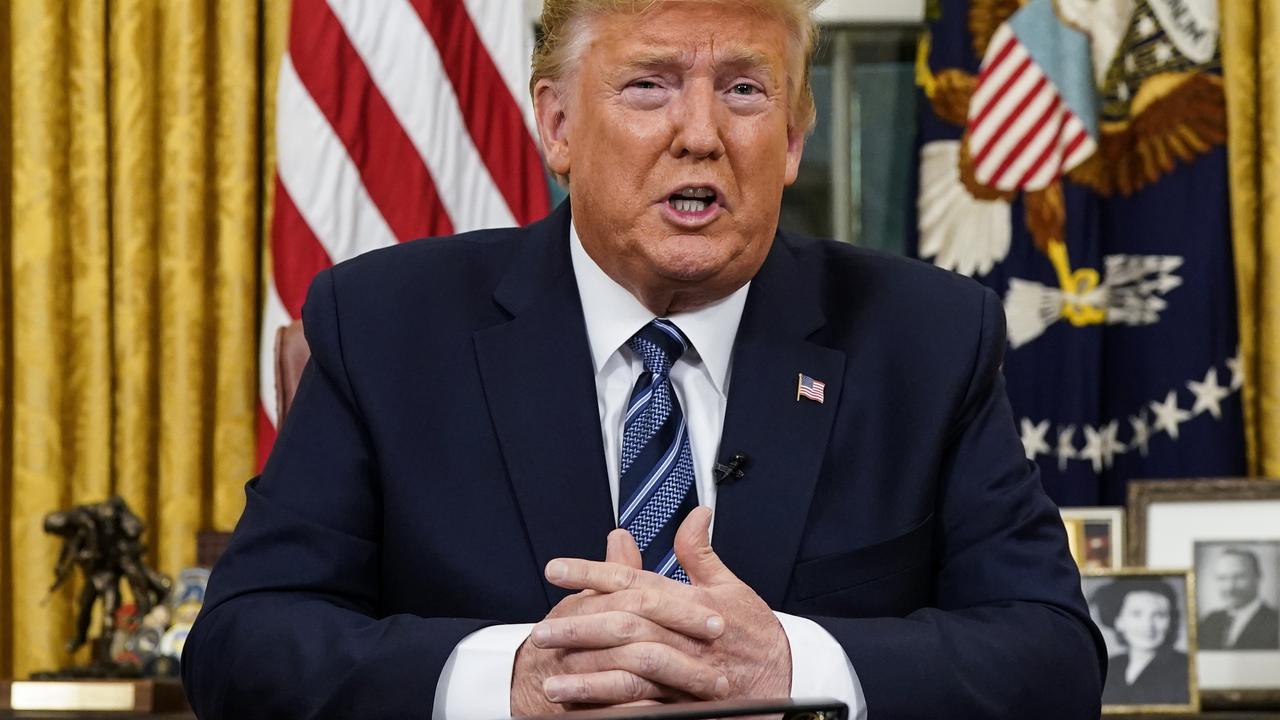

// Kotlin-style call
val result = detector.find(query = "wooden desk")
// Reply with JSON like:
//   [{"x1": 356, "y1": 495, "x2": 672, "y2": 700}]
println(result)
[{"x1": 0, "y1": 707, "x2": 194, "y2": 712}]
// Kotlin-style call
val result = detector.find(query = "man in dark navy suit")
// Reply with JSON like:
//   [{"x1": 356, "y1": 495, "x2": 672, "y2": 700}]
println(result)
[{"x1": 182, "y1": 1, "x2": 1104, "y2": 717}]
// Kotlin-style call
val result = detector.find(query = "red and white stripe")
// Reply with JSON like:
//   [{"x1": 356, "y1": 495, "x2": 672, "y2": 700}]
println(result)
[
  {"x1": 259, "y1": 0, "x2": 550, "y2": 467},
  {"x1": 966, "y1": 24, "x2": 1095, "y2": 193}
]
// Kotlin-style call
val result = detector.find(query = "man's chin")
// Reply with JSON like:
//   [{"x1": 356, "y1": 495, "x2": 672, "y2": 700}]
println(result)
[
  {"x1": 644, "y1": 236, "x2": 764, "y2": 281},
  {"x1": 646, "y1": 254, "x2": 749, "y2": 292}
]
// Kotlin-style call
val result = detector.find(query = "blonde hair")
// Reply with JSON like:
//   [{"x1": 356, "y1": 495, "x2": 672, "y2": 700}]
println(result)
[{"x1": 532, "y1": 0, "x2": 822, "y2": 133}]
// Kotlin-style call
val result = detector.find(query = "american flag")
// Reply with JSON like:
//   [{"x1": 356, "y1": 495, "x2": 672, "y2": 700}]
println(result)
[
  {"x1": 258, "y1": 0, "x2": 551, "y2": 467},
  {"x1": 797, "y1": 374, "x2": 826, "y2": 404},
  {"x1": 965, "y1": 8, "x2": 1096, "y2": 193}
]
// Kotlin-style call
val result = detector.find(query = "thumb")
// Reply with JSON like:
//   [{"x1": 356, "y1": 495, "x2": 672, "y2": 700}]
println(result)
[
  {"x1": 674, "y1": 506, "x2": 735, "y2": 586},
  {"x1": 606, "y1": 528, "x2": 643, "y2": 569}
]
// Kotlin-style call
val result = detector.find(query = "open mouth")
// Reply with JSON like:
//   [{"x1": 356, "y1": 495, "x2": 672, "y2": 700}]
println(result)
[{"x1": 666, "y1": 186, "x2": 718, "y2": 215}]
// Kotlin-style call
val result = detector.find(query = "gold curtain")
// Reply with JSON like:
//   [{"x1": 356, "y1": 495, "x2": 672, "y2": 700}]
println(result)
[
  {"x1": 0, "y1": 0, "x2": 290, "y2": 678},
  {"x1": 1222, "y1": 0, "x2": 1280, "y2": 477}
]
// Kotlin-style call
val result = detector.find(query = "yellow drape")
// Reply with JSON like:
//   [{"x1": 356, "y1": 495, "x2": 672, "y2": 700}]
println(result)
[
  {"x1": 1222, "y1": 0, "x2": 1280, "y2": 477},
  {"x1": 0, "y1": 0, "x2": 289, "y2": 678}
]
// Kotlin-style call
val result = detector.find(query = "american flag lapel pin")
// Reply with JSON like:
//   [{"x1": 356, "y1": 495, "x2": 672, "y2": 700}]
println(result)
[{"x1": 796, "y1": 373, "x2": 826, "y2": 404}]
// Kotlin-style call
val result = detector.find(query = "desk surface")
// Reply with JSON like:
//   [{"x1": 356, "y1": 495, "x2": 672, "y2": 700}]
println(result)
[
  {"x1": 4, "y1": 707, "x2": 1280, "y2": 720},
  {"x1": 0, "y1": 714, "x2": 194, "y2": 720},
  {"x1": 1114, "y1": 716, "x2": 1280, "y2": 719}
]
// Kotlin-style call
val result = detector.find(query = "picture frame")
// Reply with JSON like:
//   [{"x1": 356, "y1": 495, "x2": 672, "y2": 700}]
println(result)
[
  {"x1": 1128, "y1": 478, "x2": 1280, "y2": 709},
  {"x1": 1082, "y1": 569, "x2": 1199, "y2": 715},
  {"x1": 1060, "y1": 506, "x2": 1125, "y2": 570}
]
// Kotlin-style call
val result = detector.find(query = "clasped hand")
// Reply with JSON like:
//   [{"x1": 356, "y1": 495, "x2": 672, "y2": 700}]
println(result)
[{"x1": 511, "y1": 507, "x2": 791, "y2": 713}]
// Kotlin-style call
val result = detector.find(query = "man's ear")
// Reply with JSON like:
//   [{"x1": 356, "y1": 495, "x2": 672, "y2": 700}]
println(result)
[
  {"x1": 783, "y1": 123, "x2": 806, "y2": 186},
  {"x1": 534, "y1": 79, "x2": 571, "y2": 178}
]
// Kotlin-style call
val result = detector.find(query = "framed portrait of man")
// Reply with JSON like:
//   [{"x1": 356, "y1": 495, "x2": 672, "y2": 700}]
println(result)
[
  {"x1": 1082, "y1": 570, "x2": 1199, "y2": 715},
  {"x1": 1061, "y1": 507, "x2": 1125, "y2": 570},
  {"x1": 1195, "y1": 542, "x2": 1280, "y2": 652},
  {"x1": 1129, "y1": 478, "x2": 1280, "y2": 708}
]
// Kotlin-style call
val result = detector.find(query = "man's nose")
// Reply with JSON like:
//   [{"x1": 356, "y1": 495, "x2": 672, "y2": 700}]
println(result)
[{"x1": 670, "y1": 82, "x2": 725, "y2": 159}]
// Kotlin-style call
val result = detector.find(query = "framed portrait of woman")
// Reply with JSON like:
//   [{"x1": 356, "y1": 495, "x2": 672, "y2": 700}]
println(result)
[
  {"x1": 1130, "y1": 478, "x2": 1280, "y2": 708},
  {"x1": 1082, "y1": 569, "x2": 1199, "y2": 715}
]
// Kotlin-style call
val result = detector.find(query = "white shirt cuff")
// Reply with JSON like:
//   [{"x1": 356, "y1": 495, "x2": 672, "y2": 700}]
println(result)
[
  {"x1": 774, "y1": 611, "x2": 868, "y2": 720},
  {"x1": 432, "y1": 623, "x2": 533, "y2": 720}
]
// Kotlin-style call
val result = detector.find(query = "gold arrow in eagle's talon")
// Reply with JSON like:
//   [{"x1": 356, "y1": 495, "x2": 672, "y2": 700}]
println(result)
[{"x1": 1046, "y1": 239, "x2": 1106, "y2": 327}]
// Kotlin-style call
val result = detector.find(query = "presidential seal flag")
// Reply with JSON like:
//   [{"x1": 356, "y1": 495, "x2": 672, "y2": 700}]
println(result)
[
  {"x1": 965, "y1": 1, "x2": 1097, "y2": 193},
  {"x1": 258, "y1": 0, "x2": 551, "y2": 465},
  {"x1": 913, "y1": 0, "x2": 1244, "y2": 505}
]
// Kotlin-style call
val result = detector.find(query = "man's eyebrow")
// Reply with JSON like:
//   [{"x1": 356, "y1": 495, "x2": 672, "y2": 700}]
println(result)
[
  {"x1": 715, "y1": 47, "x2": 772, "y2": 70},
  {"x1": 618, "y1": 49, "x2": 689, "y2": 71},
  {"x1": 715, "y1": 47, "x2": 779, "y2": 85}
]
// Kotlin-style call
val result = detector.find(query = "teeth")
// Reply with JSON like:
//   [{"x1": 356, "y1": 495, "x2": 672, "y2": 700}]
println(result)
[
  {"x1": 677, "y1": 187, "x2": 714, "y2": 198},
  {"x1": 672, "y1": 198, "x2": 708, "y2": 213}
]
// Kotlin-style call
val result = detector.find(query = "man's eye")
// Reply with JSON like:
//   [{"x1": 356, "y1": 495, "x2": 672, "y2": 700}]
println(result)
[
  {"x1": 730, "y1": 83, "x2": 761, "y2": 96},
  {"x1": 631, "y1": 80, "x2": 661, "y2": 90}
]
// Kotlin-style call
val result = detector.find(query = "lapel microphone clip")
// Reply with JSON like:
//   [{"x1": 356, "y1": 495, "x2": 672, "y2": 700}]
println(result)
[{"x1": 713, "y1": 452, "x2": 751, "y2": 485}]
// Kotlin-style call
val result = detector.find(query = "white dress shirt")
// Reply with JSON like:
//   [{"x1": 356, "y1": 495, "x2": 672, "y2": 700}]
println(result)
[
  {"x1": 431, "y1": 224, "x2": 866, "y2": 719},
  {"x1": 1225, "y1": 597, "x2": 1265, "y2": 648}
]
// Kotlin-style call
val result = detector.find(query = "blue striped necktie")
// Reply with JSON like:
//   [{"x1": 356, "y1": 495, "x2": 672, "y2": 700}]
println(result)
[{"x1": 619, "y1": 319, "x2": 699, "y2": 583}]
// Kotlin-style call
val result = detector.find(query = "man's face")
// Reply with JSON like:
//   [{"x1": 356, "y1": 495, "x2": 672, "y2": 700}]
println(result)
[
  {"x1": 535, "y1": 1, "x2": 805, "y2": 313},
  {"x1": 1214, "y1": 554, "x2": 1261, "y2": 610}
]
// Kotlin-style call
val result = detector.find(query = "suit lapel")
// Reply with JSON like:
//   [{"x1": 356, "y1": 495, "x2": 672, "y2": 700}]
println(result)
[
  {"x1": 713, "y1": 235, "x2": 846, "y2": 607},
  {"x1": 473, "y1": 203, "x2": 615, "y2": 608}
]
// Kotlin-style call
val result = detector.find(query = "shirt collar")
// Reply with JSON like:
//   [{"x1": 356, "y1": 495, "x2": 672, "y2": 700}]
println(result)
[
  {"x1": 1231, "y1": 596, "x2": 1264, "y2": 621},
  {"x1": 569, "y1": 220, "x2": 749, "y2": 396}
]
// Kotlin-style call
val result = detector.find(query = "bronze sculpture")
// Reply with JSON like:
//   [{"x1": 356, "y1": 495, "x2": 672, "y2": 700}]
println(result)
[{"x1": 39, "y1": 496, "x2": 171, "y2": 677}]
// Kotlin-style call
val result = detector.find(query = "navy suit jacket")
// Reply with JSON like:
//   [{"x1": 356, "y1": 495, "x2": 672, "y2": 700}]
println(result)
[{"x1": 183, "y1": 202, "x2": 1104, "y2": 719}]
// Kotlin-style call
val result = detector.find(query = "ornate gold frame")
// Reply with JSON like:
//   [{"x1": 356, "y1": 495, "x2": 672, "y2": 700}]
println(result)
[{"x1": 1084, "y1": 568, "x2": 1200, "y2": 715}]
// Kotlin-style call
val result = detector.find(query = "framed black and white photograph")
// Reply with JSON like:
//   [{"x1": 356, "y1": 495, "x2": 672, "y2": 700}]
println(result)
[
  {"x1": 1129, "y1": 478, "x2": 1280, "y2": 708},
  {"x1": 1083, "y1": 570, "x2": 1199, "y2": 714},
  {"x1": 1195, "y1": 541, "x2": 1280, "y2": 652},
  {"x1": 1061, "y1": 507, "x2": 1124, "y2": 570}
]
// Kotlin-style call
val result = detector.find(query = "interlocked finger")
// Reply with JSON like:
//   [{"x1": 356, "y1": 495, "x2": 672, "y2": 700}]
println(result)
[
  {"x1": 556, "y1": 642, "x2": 729, "y2": 701},
  {"x1": 543, "y1": 669, "x2": 670, "y2": 705},
  {"x1": 546, "y1": 557, "x2": 700, "y2": 595},
  {"x1": 615, "y1": 699, "x2": 666, "y2": 708},
  {"x1": 531, "y1": 610, "x2": 707, "y2": 654},
  {"x1": 566, "y1": 586, "x2": 724, "y2": 640}
]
